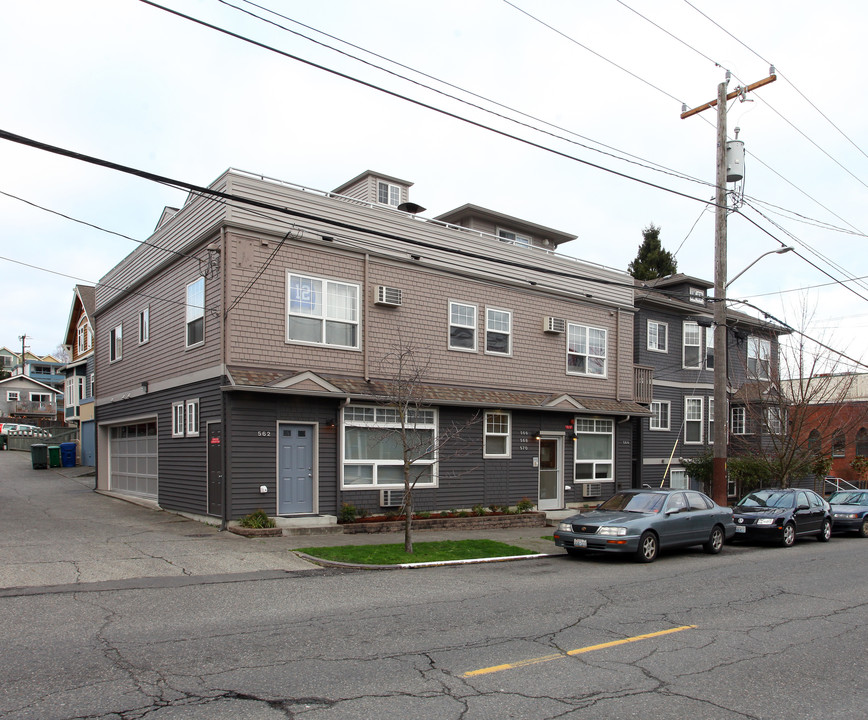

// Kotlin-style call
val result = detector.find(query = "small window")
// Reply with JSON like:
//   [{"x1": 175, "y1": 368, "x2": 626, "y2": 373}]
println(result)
[
  {"x1": 186, "y1": 399, "x2": 200, "y2": 437},
  {"x1": 172, "y1": 402, "x2": 185, "y2": 438},
  {"x1": 497, "y1": 229, "x2": 531, "y2": 247},
  {"x1": 647, "y1": 320, "x2": 668, "y2": 353},
  {"x1": 377, "y1": 181, "x2": 401, "y2": 207},
  {"x1": 186, "y1": 278, "x2": 205, "y2": 348},
  {"x1": 30, "y1": 392, "x2": 51, "y2": 403},
  {"x1": 731, "y1": 406, "x2": 747, "y2": 435},
  {"x1": 685, "y1": 397, "x2": 703, "y2": 444},
  {"x1": 139, "y1": 307, "x2": 150, "y2": 345},
  {"x1": 77, "y1": 319, "x2": 92, "y2": 354},
  {"x1": 485, "y1": 308, "x2": 512, "y2": 355},
  {"x1": 705, "y1": 327, "x2": 714, "y2": 369},
  {"x1": 748, "y1": 336, "x2": 771, "y2": 379},
  {"x1": 767, "y1": 407, "x2": 784, "y2": 435},
  {"x1": 683, "y1": 322, "x2": 701, "y2": 369},
  {"x1": 110, "y1": 324, "x2": 123, "y2": 363},
  {"x1": 669, "y1": 469, "x2": 687, "y2": 489},
  {"x1": 650, "y1": 400, "x2": 670, "y2": 431},
  {"x1": 448, "y1": 301, "x2": 477, "y2": 351},
  {"x1": 484, "y1": 410, "x2": 511, "y2": 458},
  {"x1": 6, "y1": 391, "x2": 20, "y2": 401},
  {"x1": 832, "y1": 430, "x2": 846, "y2": 457},
  {"x1": 708, "y1": 397, "x2": 714, "y2": 444},
  {"x1": 689, "y1": 287, "x2": 706, "y2": 304},
  {"x1": 856, "y1": 428, "x2": 868, "y2": 457}
]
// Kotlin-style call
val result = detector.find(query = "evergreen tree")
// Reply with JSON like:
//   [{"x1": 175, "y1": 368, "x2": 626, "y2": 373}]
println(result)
[{"x1": 627, "y1": 223, "x2": 677, "y2": 280}]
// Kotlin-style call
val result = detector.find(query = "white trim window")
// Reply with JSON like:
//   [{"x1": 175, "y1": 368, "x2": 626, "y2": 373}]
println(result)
[
  {"x1": 76, "y1": 319, "x2": 92, "y2": 354},
  {"x1": 342, "y1": 405, "x2": 437, "y2": 488},
  {"x1": 647, "y1": 320, "x2": 668, "y2": 353},
  {"x1": 448, "y1": 301, "x2": 477, "y2": 351},
  {"x1": 574, "y1": 417, "x2": 613, "y2": 481},
  {"x1": 172, "y1": 402, "x2": 185, "y2": 438},
  {"x1": 497, "y1": 229, "x2": 531, "y2": 247},
  {"x1": 139, "y1": 306, "x2": 150, "y2": 345},
  {"x1": 748, "y1": 336, "x2": 771, "y2": 379},
  {"x1": 485, "y1": 308, "x2": 512, "y2": 356},
  {"x1": 483, "y1": 410, "x2": 511, "y2": 458},
  {"x1": 685, "y1": 397, "x2": 703, "y2": 444},
  {"x1": 567, "y1": 324, "x2": 607, "y2": 377},
  {"x1": 109, "y1": 324, "x2": 123, "y2": 363},
  {"x1": 6, "y1": 391, "x2": 20, "y2": 401},
  {"x1": 186, "y1": 278, "x2": 205, "y2": 348},
  {"x1": 705, "y1": 327, "x2": 714, "y2": 369},
  {"x1": 186, "y1": 399, "x2": 200, "y2": 437},
  {"x1": 670, "y1": 468, "x2": 688, "y2": 489},
  {"x1": 30, "y1": 392, "x2": 51, "y2": 403},
  {"x1": 287, "y1": 273, "x2": 359, "y2": 349},
  {"x1": 683, "y1": 321, "x2": 701, "y2": 369},
  {"x1": 689, "y1": 287, "x2": 706, "y2": 304},
  {"x1": 708, "y1": 398, "x2": 714, "y2": 444},
  {"x1": 767, "y1": 406, "x2": 783, "y2": 435},
  {"x1": 377, "y1": 181, "x2": 401, "y2": 207},
  {"x1": 650, "y1": 400, "x2": 670, "y2": 431},
  {"x1": 731, "y1": 406, "x2": 747, "y2": 435}
]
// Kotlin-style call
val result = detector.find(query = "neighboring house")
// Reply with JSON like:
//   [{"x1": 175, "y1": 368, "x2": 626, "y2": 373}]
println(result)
[
  {"x1": 94, "y1": 169, "x2": 650, "y2": 523},
  {"x1": 0, "y1": 347, "x2": 17, "y2": 376},
  {"x1": 0, "y1": 375, "x2": 62, "y2": 424},
  {"x1": 633, "y1": 273, "x2": 786, "y2": 495},
  {"x1": 61, "y1": 285, "x2": 96, "y2": 466}
]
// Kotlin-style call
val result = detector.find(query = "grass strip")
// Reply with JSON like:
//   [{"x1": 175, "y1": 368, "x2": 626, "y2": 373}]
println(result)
[{"x1": 297, "y1": 539, "x2": 535, "y2": 565}]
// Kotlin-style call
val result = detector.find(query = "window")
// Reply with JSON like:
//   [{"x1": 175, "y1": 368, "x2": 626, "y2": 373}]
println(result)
[
  {"x1": 669, "y1": 469, "x2": 688, "y2": 489},
  {"x1": 342, "y1": 405, "x2": 437, "y2": 488},
  {"x1": 172, "y1": 402, "x2": 185, "y2": 438},
  {"x1": 574, "y1": 418, "x2": 613, "y2": 481},
  {"x1": 6, "y1": 391, "x2": 19, "y2": 401},
  {"x1": 448, "y1": 301, "x2": 477, "y2": 351},
  {"x1": 685, "y1": 397, "x2": 703, "y2": 443},
  {"x1": 767, "y1": 407, "x2": 783, "y2": 434},
  {"x1": 731, "y1": 406, "x2": 746, "y2": 435},
  {"x1": 65, "y1": 376, "x2": 85, "y2": 407},
  {"x1": 647, "y1": 320, "x2": 668, "y2": 352},
  {"x1": 286, "y1": 273, "x2": 359, "y2": 349},
  {"x1": 807, "y1": 428, "x2": 821, "y2": 453},
  {"x1": 856, "y1": 428, "x2": 868, "y2": 457},
  {"x1": 76, "y1": 320, "x2": 91, "y2": 354},
  {"x1": 748, "y1": 336, "x2": 771, "y2": 379},
  {"x1": 705, "y1": 327, "x2": 714, "y2": 369},
  {"x1": 650, "y1": 401, "x2": 670, "y2": 431},
  {"x1": 30, "y1": 392, "x2": 51, "y2": 404},
  {"x1": 186, "y1": 278, "x2": 205, "y2": 348},
  {"x1": 88, "y1": 373, "x2": 95, "y2": 399},
  {"x1": 484, "y1": 411, "x2": 511, "y2": 458},
  {"x1": 689, "y1": 287, "x2": 706, "y2": 304},
  {"x1": 567, "y1": 324, "x2": 607, "y2": 377},
  {"x1": 485, "y1": 308, "x2": 512, "y2": 355},
  {"x1": 683, "y1": 321, "x2": 701, "y2": 369},
  {"x1": 139, "y1": 307, "x2": 150, "y2": 345},
  {"x1": 377, "y1": 181, "x2": 401, "y2": 207},
  {"x1": 497, "y1": 229, "x2": 531, "y2": 247},
  {"x1": 708, "y1": 398, "x2": 714, "y2": 443},
  {"x1": 110, "y1": 324, "x2": 122, "y2": 362},
  {"x1": 832, "y1": 430, "x2": 845, "y2": 457},
  {"x1": 186, "y1": 399, "x2": 200, "y2": 437}
]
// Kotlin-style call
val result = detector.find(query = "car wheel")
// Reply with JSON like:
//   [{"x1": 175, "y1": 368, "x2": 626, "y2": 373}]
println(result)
[
  {"x1": 635, "y1": 531, "x2": 659, "y2": 563},
  {"x1": 780, "y1": 522, "x2": 796, "y2": 547},
  {"x1": 859, "y1": 517, "x2": 868, "y2": 539},
  {"x1": 703, "y1": 525, "x2": 725, "y2": 554},
  {"x1": 817, "y1": 518, "x2": 832, "y2": 542}
]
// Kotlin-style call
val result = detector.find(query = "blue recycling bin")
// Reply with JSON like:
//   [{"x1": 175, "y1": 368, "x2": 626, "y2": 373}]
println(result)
[{"x1": 60, "y1": 442, "x2": 77, "y2": 468}]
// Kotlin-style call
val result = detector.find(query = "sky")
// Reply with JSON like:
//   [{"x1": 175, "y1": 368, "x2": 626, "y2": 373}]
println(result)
[{"x1": 1, "y1": 0, "x2": 867, "y2": 372}]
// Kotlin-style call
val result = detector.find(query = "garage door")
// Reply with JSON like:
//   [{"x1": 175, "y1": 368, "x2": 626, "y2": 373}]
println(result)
[{"x1": 109, "y1": 421, "x2": 158, "y2": 498}]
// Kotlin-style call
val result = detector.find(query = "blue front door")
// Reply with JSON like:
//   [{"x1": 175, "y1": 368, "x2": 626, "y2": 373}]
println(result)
[{"x1": 278, "y1": 424, "x2": 314, "y2": 514}]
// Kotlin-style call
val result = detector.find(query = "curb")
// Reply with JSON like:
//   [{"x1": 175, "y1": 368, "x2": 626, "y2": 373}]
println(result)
[{"x1": 292, "y1": 551, "x2": 559, "y2": 570}]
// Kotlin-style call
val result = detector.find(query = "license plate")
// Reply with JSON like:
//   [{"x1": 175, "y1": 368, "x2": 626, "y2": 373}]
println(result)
[
  {"x1": 735, "y1": 526, "x2": 745, "y2": 533},
  {"x1": 572, "y1": 538, "x2": 588, "y2": 548}
]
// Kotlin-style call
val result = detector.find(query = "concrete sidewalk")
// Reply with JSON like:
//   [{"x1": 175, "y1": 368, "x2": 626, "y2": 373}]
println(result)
[{"x1": 0, "y1": 450, "x2": 563, "y2": 590}]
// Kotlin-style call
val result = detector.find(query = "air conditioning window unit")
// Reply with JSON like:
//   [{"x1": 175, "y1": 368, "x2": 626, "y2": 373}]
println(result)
[
  {"x1": 380, "y1": 489, "x2": 404, "y2": 507},
  {"x1": 376, "y1": 286, "x2": 403, "y2": 306},
  {"x1": 544, "y1": 316, "x2": 566, "y2": 333},
  {"x1": 582, "y1": 483, "x2": 602, "y2": 498}
]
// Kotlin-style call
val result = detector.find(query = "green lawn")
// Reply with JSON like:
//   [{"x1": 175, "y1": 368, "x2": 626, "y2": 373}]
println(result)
[{"x1": 296, "y1": 539, "x2": 536, "y2": 565}]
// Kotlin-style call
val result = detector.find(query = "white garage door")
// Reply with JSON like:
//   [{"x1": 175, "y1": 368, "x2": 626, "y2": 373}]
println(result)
[{"x1": 109, "y1": 421, "x2": 158, "y2": 498}]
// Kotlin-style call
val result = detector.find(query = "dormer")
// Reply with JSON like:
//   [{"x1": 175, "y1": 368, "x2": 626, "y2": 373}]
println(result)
[
  {"x1": 639, "y1": 274, "x2": 713, "y2": 306},
  {"x1": 331, "y1": 170, "x2": 414, "y2": 209},
  {"x1": 434, "y1": 204, "x2": 576, "y2": 251}
]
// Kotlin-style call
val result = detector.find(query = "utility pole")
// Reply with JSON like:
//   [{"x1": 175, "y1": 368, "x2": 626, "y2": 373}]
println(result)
[
  {"x1": 18, "y1": 334, "x2": 28, "y2": 376},
  {"x1": 681, "y1": 71, "x2": 776, "y2": 506}
]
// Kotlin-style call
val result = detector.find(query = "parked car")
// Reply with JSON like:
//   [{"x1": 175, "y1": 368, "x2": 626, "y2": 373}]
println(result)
[
  {"x1": 731, "y1": 488, "x2": 832, "y2": 547},
  {"x1": 828, "y1": 490, "x2": 868, "y2": 537},
  {"x1": 0, "y1": 423, "x2": 20, "y2": 435},
  {"x1": 553, "y1": 489, "x2": 735, "y2": 563}
]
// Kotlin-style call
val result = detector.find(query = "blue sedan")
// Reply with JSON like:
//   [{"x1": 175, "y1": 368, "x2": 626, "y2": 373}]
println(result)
[
  {"x1": 829, "y1": 490, "x2": 868, "y2": 537},
  {"x1": 553, "y1": 489, "x2": 735, "y2": 563}
]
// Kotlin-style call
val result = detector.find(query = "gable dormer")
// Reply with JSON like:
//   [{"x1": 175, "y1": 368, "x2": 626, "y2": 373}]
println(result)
[
  {"x1": 331, "y1": 171, "x2": 414, "y2": 209},
  {"x1": 434, "y1": 204, "x2": 576, "y2": 251}
]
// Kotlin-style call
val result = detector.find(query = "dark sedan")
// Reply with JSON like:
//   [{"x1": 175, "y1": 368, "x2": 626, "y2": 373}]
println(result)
[
  {"x1": 731, "y1": 488, "x2": 832, "y2": 547},
  {"x1": 829, "y1": 490, "x2": 868, "y2": 537},
  {"x1": 553, "y1": 489, "x2": 735, "y2": 563}
]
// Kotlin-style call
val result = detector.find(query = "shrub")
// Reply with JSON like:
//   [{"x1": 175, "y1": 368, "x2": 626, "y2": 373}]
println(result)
[
  {"x1": 516, "y1": 497, "x2": 535, "y2": 513},
  {"x1": 357, "y1": 507, "x2": 369, "y2": 520},
  {"x1": 338, "y1": 502, "x2": 358, "y2": 523},
  {"x1": 416, "y1": 510, "x2": 431, "y2": 519},
  {"x1": 489, "y1": 504, "x2": 500, "y2": 513},
  {"x1": 238, "y1": 509, "x2": 276, "y2": 529},
  {"x1": 472, "y1": 504, "x2": 486, "y2": 516},
  {"x1": 458, "y1": 510, "x2": 470, "y2": 518}
]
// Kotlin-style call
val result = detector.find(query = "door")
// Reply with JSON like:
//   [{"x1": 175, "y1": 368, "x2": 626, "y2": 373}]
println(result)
[
  {"x1": 278, "y1": 424, "x2": 315, "y2": 515},
  {"x1": 538, "y1": 437, "x2": 563, "y2": 511},
  {"x1": 207, "y1": 422, "x2": 223, "y2": 517}
]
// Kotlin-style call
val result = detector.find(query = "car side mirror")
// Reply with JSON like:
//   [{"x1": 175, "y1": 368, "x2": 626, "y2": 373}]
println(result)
[{"x1": 797, "y1": 504, "x2": 809, "y2": 511}]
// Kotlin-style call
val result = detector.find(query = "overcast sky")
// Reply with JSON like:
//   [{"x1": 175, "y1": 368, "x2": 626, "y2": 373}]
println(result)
[{"x1": 2, "y1": 0, "x2": 866, "y2": 371}]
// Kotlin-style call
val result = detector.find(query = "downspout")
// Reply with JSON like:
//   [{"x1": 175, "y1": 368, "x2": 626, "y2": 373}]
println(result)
[
  {"x1": 363, "y1": 253, "x2": 370, "y2": 382},
  {"x1": 219, "y1": 226, "x2": 230, "y2": 531},
  {"x1": 615, "y1": 309, "x2": 621, "y2": 402}
]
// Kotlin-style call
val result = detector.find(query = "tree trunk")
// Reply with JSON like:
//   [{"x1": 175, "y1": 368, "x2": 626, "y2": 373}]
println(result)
[{"x1": 403, "y1": 473, "x2": 413, "y2": 554}]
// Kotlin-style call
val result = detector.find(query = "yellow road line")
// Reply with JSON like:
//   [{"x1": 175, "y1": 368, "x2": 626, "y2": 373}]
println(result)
[{"x1": 462, "y1": 625, "x2": 697, "y2": 677}]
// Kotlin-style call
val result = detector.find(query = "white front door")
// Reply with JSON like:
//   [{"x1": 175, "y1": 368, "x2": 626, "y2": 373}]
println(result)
[{"x1": 538, "y1": 436, "x2": 563, "y2": 510}]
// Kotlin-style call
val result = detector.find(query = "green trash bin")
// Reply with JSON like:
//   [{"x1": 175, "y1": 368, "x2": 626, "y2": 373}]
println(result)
[
  {"x1": 30, "y1": 443, "x2": 48, "y2": 470},
  {"x1": 48, "y1": 445, "x2": 61, "y2": 468}
]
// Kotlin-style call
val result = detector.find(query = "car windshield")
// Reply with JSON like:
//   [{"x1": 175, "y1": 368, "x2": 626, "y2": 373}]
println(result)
[
  {"x1": 737, "y1": 491, "x2": 794, "y2": 509},
  {"x1": 830, "y1": 491, "x2": 868, "y2": 505},
  {"x1": 598, "y1": 492, "x2": 665, "y2": 514}
]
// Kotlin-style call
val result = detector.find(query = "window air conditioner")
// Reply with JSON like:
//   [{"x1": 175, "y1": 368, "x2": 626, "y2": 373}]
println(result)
[
  {"x1": 582, "y1": 483, "x2": 602, "y2": 498},
  {"x1": 380, "y1": 489, "x2": 404, "y2": 507},
  {"x1": 376, "y1": 286, "x2": 403, "y2": 307},
  {"x1": 544, "y1": 317, "x2": 566, "y2": 333}
]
